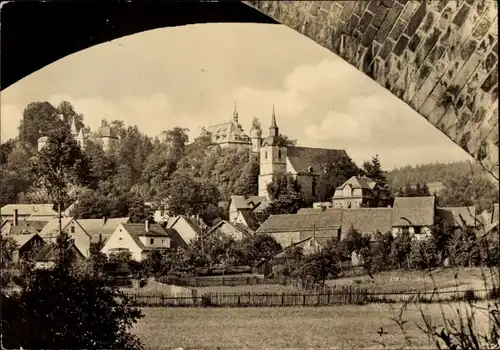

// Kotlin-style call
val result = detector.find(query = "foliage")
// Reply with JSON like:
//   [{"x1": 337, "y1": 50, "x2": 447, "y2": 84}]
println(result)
[
  {"x1": 408, "y1": 237, "x2": 439, "y2": 270},
  {"x1": 186, "y1": 230, "x2": 236, "y2": 269},
  {"x1": 336, "y1": 229, "x2": 371, "y2": 262},
  {"x1": 233, "y1": 152, "x2": 260, "y2": 197},
  {"x1": 447, "y1": 227, "x2": 481, "y2": 268},
  {"x1": 369, "y1": 231, "x2": 394, "y2": 273},
  {"x1": 264, "y1": 173, "x2": 305, "y2": 215},
  {"x1": 233, "y1": 234, "x2": 283, "y2": 266},
  {"x1": 0, "y1": 236, "x2": 18, "y2": 267},
  {"x1": 395, "y1": 182, "x2": 431, "y2": 197},
  {"x1": 389, "y1": 229, "x2": 413, "y2": 270},
  {"x1": 299, "y1": 249, "x2": 340, "y2": 283},
  {"x1": 108, "y1": 250, "x2": 133, "y2": 265},
  {"x1": 478, "y1": 237, "x2": 500, "y2": 268}
]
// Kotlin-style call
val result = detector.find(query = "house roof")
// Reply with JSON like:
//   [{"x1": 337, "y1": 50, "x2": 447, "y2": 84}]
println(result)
[
  {"x1": 436, "y1": 207, "x2": 476, "y2": 227},
  {"x1": 1, "y1": 204, "x2": 57, "y2": 217},
  {"x1": 206, "y1": 121, "x2": 250, "y2": 144},
  {"x1": 230, "y1": 195, "x2": 268, "y2": 210},
  {"x1": 336, "y1": 176, "x2": 377, "y2": 190},
  {"x1": 165, "y1": 228, "x2": 188, "y2": 249},
  {"x1": 34, "y1": 242, "x2": 84, "y2": 262},
  {"x1": 39, "y1": 218, "x2": 78, "y2": 239},
  {"x1": 205, "y1": 220, "x2": 253, "y2": 239},
  {"x1": 122, "y1": 223, "x2": 171, "y2": 251},
  {"x1": 2, "y1": 223, "x2": 40, "y2": 236},
  {"x1": 273, "y1": 236, "x2": 327, "y2": 259},
  {"x1": 340, "y1": 208, "x2": 393, "y2": 237},
  {"x1": 79, "y1": 217, "x2": 130, "y2": 244},
  {"x1": 257, "y1": 211, "x2": 343, "y2": 234},
  {"x1": 392, "y1": 196, "x2": 435, "y2": 226},
  {"x1": 238, "y1": 210, "x2": 263, "y2": 231},
  {"x1": 7, "y1": 233, "x2": 43, "y2": 249},
  {"x1": 297, "y1": 207, "x2": 340, "y2": 214},
  {"x1": 168, "y1": 215, "x2": 203, "y2": 235},
  {"x1": 95, "y1": 126, "x2": 118, "y2": 139},
  {"x1": 0, "y1": 220, "x2": 47, "y2": 232},
  {"x1": 286, "y1": 146, "x2": 348, "y2": 174}
]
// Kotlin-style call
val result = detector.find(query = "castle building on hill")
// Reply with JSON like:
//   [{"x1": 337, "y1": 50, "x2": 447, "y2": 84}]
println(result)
[
  {"x1": 255, "y1": 107, "x2": 351, "y2": 203},
  {"x1": 37, "y1": 117, "x2": 119, "y2": 152},
  {"x1": 204, "y1": 103, "x2": 253, "y2": 149}
]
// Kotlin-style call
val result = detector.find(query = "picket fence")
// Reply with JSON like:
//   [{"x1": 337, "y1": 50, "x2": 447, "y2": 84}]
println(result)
[
  {"x1": 158, "y1": 275, "x2": 286, "y2": 287},
  {"x1": 122, "y1": 287, "x2": 496, "y2": 308}
]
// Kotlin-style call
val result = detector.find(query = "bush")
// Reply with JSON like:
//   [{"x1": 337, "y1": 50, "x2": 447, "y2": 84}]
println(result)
[{"x1": 1, "y1": 267, "x2": 145, "y2": 349}]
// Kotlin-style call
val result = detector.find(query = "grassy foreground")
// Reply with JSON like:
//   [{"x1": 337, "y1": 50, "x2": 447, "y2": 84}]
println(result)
[{"x1": 132, "y1": 303, "x2": 491, "y2": 349}]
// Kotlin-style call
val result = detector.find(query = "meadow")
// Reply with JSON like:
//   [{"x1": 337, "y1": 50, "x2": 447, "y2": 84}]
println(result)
[
  {"x1": 132, "y1": 302, "x2": 491, "y2": 349},
  {"x1": 325, "y1": 267, "x2": 496, "y2": 293}
]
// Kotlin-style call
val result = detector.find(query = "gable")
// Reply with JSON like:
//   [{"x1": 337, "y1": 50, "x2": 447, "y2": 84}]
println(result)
[
  {"x1": 170, "y1": 217, "x2": 200, "y2": 246},
  {"x1": 103, "y1": 223, "x2": 144, "y2": 253}
]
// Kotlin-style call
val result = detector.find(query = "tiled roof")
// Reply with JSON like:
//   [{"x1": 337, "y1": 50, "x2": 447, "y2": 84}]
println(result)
[
  {"x1": 1, "y1": 204, "x2": 57, "y2": 217},
  {"x1": 206, "y1": 121, "x2": 250, "y2": 143},
  {"x1": 35, "y1": 243, "x2": 84, "y2": 262},
  {"x1": 8, "y1": 233, "x2": 43, "y2": 249},
  {"x1": 122, "y1": 223, "x2": 171, "y2": 251},
  {"x1": 436, "y1": 207, "x2": 476, "y2": 227},
  {"x1": 80, "y1": 217, "x2": 130, "y2": 244},
  {"x1": 3, "y1": 224, "x2": 40, "y2": 236},
  {"x1": 230, "y1": 196, "x2": 268, "y2": 210},
  {"x1": 39, "y1": 218, "x2": 76, "y2": 239},
  {"x1": 336, "y1": 176, "x2": 377, "y2": 190},
  {"x1": 297, "y1": 207, "x2": 341, "y2": 214},
  {"x1": 286, "y1": 146, "x2": 348, "y2": 174},
  {"x1": 340, "y1": 208, "x2": 393, "y2": 237},
  {"x1": 166, "y1": 228, "x2": 188, "y2": 249},
  {"x1": 0, "y1": 220, "x2": 47, "y2": 232},
  {"x1": 205, "y1": 220, "x2": 254, "y2": 239},
  {"x1": 239, "y1": 210, "x2": 262, "y2": 231},
  {"x1": 392, "y1": 196, "x2": 435, "y2": 226},
  {"x1": 257, "y1": 211, "x2": 343, "y2": 234}
]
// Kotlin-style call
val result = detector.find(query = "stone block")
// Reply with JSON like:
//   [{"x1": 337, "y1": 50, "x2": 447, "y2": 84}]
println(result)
[
  {"x1": 481, "y1": 65, "x2": 498, "y2": 92},
  {"x1": 339, "y1": 1, "x2": 357, "y2": 22},
  {"x1": 408, "y1": 32, "x2": 422, "y2": 52},
  {"x1": 389, "y1": 18, "x2": 408, "y2": 41},
  {"x1": 321, "y1": 1, "x2": 333, "y2": 12},
  {"x1": 372, "y1": 7, "x2": 390, "y2": 28},
  {"x1": 420, "y1": 11, "x2": 437, "y2": 33},
  {"x1": 358, "y1": 11, "x2": 374, "y2": 33},
  {"x1": 352, "y1": 1, "x2": 369, "y2": 17},
  {"x1": 394, "y1": 34, "x2": 410, "y2": 56},
  {"x1": 367, "y1": 0, "x2": 383, "y2": 15},
  {"x1": 309, "y1": 2, "x2": 322, "y2": 17},
  {"x1": 471, "y1": 17, "x2": 492, "y2": 41},
  {"x1": 374, "y1": 2, "x2": 405, "y2": 42},
  {"x1": 399, "y1": 1, "x2": 417, "y2": 21},
  {"x1": 451, "y1": 3, "x2": 471, "y2": 28},
  {"x1": 379, "y1": 38, "x2": 396, "y2": 59},
  {"x1": 404, "y1": 1, "x2": 427, "y2": 37},
  {"x1": 361, "y1": 24, "x2": 378, "y2": 47}
]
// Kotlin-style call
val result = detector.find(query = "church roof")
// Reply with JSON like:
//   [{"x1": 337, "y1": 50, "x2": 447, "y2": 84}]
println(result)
[
  {"x1": 206, "y1": 120, "x2": 250, "y2": 144},
  {"x1": 286, "y1": 147, "x2": 349, "y2": 174},
  {"x1": 96, "y1": 126, "x2": 118, "y2": 139}
]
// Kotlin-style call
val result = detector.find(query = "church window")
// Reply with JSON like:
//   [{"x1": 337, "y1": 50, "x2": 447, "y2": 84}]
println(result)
[
  {"x1": 278, "y1": 149, "x2": 281, "y2": 159},
  {"x1": 265, "y1": 151, "x2": 268, "y2": 159}
]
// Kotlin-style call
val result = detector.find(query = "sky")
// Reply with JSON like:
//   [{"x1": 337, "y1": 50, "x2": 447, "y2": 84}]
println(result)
[{"x1": 1, "y1": 22, "x2": 474, "y2": 170}]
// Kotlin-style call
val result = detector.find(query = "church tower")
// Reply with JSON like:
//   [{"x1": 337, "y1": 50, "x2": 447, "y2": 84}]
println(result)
[{"x1": 258, "y1": 105, "x2": 287, "y2": 199}]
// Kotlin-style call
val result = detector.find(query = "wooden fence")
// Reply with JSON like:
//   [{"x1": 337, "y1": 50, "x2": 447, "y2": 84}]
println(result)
[
  {"x1": 122, "y1": 287, "x2": 497, "y2": 308},
  {"x1": 157, "y1": 275, "x2": 286, "y2": 287}
]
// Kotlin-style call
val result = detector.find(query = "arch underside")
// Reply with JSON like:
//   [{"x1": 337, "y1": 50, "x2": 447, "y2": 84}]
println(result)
[{"x1": 243, "y1": 0, "x2": 498, "y2": 180}]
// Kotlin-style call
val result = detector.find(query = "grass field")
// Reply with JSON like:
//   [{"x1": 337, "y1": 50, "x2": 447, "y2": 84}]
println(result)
[
  {"x1": 326, "y1": 267, "x2": 498, "y2": 293},
  {"x1": 132, "y1": 303, "x2": 491, "y2": 349}
]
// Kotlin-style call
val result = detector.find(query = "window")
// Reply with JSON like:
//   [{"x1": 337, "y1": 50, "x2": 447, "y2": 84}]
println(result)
[
  {"x1": 150, "y1": 238, "x2": 154, "y2": 245},
  {"x1": 265, "y1": 151, "x2": 268, "y2": 159},
  {"x1": 70, "y1": 226, "x2": 75, "y2": 233},
  {"x1": 414, "y1": 226, "x2": 422, "y2": 234},
  {"x1": 278, "y1": 149, "x2": 281, "y2": 159},
  {"x1": 312, "y1": 176, "x2": 316, "y2": 197}
]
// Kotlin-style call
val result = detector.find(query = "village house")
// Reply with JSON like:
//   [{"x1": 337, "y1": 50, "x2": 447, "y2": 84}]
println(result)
[
  {"x1": 77, "y1": 217, "x2": 130, "y2": 246},
  {"x1": 34, "y1": 242, "x2": 85, "y2": 269},
  {"x1": 1, "y1": 205, "x2": 58, "y2": 222},
  {"x1": 391, "y1": 196, "x2": 436, "y2": 239},
  {"x1": 204, "y1": 220, "x2": 254, "y2": 241},
  {"x1": 166, "y1": 215, "x2": 203, "y2": 247},
  {"x1": 229, "y1": 195, "x2": 269, "y2": 223},
  {"x1": 3, "y1": 233, "x2": 46, "y2": 263},
  {"x1": 272, "y1": 236, "x2": 326, "y2": 263},
  {"x1": 101, "y1": 221, "x2": 171, "y2": 262},
  {"x1": 256, "y1": 211, "x2": 343, "y2": 249},
  {"x1": 233, "y1": 210, "x2": 267, "y2": 231},
  {"x1": 332, "y1": 176, "x2": 388, "y2": 209},
  {"x1": 39, "y1": 217, "x2": 92, "y2": 258}
]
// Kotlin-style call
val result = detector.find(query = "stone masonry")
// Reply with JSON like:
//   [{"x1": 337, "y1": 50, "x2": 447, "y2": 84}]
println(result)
[{"x1": 243, "y1": 0, "x2": 499, "y2": 180}]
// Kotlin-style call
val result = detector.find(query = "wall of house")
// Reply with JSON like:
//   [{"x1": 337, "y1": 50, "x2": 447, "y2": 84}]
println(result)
[
  {"x1": 65, "y1": 221, "x2": 92, "y2": 258},
  {"x1": 101, "y1": 225, "x2": 144, "y2": 261},
  {"x1": 295, "y1": 174, "x2": 315, "y2": 203},
  {"x1": 229, "y1": 203, "x2": 240, "y2": 223},
  {"x1": 333, "y1": 198, "x2": 363, "y2": 208},
  {"x1": 268, "y1": 231, "x2": 301, "y2": 249},
  {"x1": 392, "y1": 226, "x2": 432, "y2": 238},
  {"x1": 171, "y1": 218, "x2": 198, "y2": 246},
  {"x1": 218, "y1": 223, "x2": 244, "y2": 241},
  {"x1": 138, "y1": 236, "x2": 170, "y2": 248}
]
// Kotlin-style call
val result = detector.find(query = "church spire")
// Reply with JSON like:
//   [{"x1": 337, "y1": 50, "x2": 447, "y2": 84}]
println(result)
[
  {"x1": 233, "y1": 101, "x2": 239, "y2": 124},
  {"x1": 269, "y1": 104, "x2": 278, "y2": 137}
]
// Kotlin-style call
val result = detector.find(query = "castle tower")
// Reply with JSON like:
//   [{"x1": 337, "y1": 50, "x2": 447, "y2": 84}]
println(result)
[
  {"x1": 76, "y1": 128, "x2": 86, "y2": 150},
  {"x1": 70, "y1": 116, "x2": 78, "y2": 137},
  {"x1": 233, "y1": 101, "x2": 239, "y2": 125},
  {"x1": 250, "y1": 118, "x2": 262, "y2": 154},
  {"x1": 258, "y1": 105, "x2": 287, "y2": 199}
]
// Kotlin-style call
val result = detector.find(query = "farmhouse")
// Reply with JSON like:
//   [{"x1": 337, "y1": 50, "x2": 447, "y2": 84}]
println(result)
[
  {"x1": 391, "y1": 196, "x2": 436, "y2": 238},
  {"x1": 340, "y1": 208, "x2": 393, "y2": 240},
  {"x1": 229, "y1": 195, "x2": 268, "y2": 223},
  {"x1": 435, "y1": 206, "x2": 477, "y2": 228},
  {"x1": 256, "y1": 211, "x2": 342, "y2": 249},
  {"x1": 77, "y1": 217, "x2": 130, "y2": 245},
  {"x1": 166, "y1": 215, "x2": 203, "y2": 246},
  {"x1": 39, "y1": 217, "x2": 92, "y2": 258},
  {"x1": 4, "y1": 233, "x2": 45, "y2": 263},
  {"x1": 332, "y1": 176, "x2": 387, "y2": 209},
  {"x1": 101, "y1": 221, "x2": 171, "y2": 262},
  {"x1": 234, "y1": 210, "x2": 267, "y2": 231}
]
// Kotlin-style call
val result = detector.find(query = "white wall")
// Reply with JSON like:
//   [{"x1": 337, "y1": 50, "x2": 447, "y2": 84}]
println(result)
[
  {"x1": 101, "y1": 224, "x2": 144, "y2": 261},
  {"x1": 171, "y1": 217, "x2": 198, "y2": 246}
]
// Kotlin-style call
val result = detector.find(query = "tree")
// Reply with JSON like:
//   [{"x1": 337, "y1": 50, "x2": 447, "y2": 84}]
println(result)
[
  {"x1": 438, "y1": 172, "x2": 499, "y2": 213},
  {"x1": 233, "y1": 152, "x2": 260, "y2": 196},
  {"x1": 251, "y1": 117, "x2": 262, "y2": 136},
  {"x1": 0, "y1": 138, "x2": 16, "y2": 165},
  {"x1": 448, "y1": 227, "x2": 481, "y2": 267},
  {"x1": 300, "y1": 249, "x2": 340, "y2": 283},
  {"x1": 1, "y1": 236, "x2": 18, "y2": 267},
  {"x1": 362, "y1": 155, "x2": 388, "y2": 189},
  {"x1": 370, "y1": 231, "x2": 394, "y2": 273},
  {"x1": 389, "y1": 229, "x2": 413, "y2": 270},
  {"x1": 408, "y1": 237, "x2": 439, "y2": 270},
  {"x1": 18, "y1": 101, "x2": 60, "y2": 148},
  {"x1": 56, "y1": 101, "x2": 85, "y2": 132},
  {"x1": 336, "y1": 228, "x2": 371, "y2": 262},
  {"x1": 275, "y1": 134, "x2": 296, "y2": 147},
  {"x1": 234, "y1": 234, "x2": 283, "y2": 266}
]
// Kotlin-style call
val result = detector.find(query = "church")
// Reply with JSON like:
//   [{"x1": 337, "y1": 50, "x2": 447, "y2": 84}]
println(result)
[{"x1": 254, "y1": 108, "x2": 350, "y2": 203}]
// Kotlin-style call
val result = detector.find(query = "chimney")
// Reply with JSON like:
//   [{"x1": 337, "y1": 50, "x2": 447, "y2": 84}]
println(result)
[
  {"x1": 13, "y1": 209, "x2": 18, "y2": 226},
  {"x1": 103, "y1": 216, "x2": 107, "y2": 224},
  {"x1": 145, "y1": 219, "x2": 149, "y2": 232}
]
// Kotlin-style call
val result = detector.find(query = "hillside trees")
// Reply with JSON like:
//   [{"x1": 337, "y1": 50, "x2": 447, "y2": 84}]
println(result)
[
  {"x1": 264, "y1": 173, "x2": 305, "y2": 215},
  {"x1": 233, "y1": 152, "x2": 260, "y2": 196}
]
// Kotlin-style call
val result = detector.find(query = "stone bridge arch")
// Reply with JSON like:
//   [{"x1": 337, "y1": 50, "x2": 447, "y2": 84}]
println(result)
[{"x1": 245, "y1": 0, "x2": 498, "y2": 180}]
